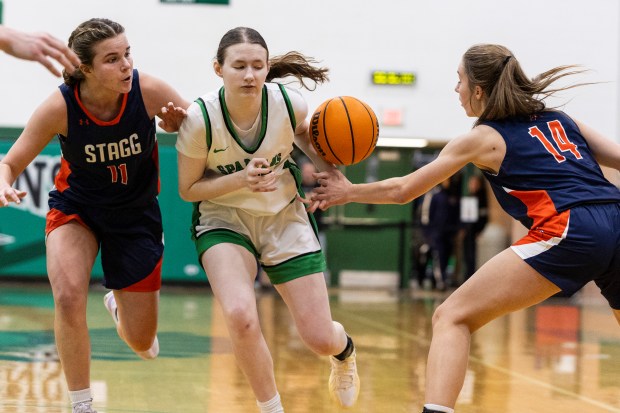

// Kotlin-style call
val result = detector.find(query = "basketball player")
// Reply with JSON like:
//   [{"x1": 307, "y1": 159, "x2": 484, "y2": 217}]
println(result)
[
  {"x1": 173, "y1": 27, "x2": 359, "y2": 413},
  {"x1": 309, "y1": 44, "x2": 620, "y2": 413},
  {"x1": 0, "y1": 24, "x2": 79, "y2": 77},
  {"x1": 0, "y1": 18, "x2": 189, "y2": 413}
]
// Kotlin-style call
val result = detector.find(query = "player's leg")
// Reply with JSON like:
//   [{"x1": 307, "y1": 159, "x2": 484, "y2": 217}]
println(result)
[
  {"x1": 104, "y1": 289, "x2": 159, "y2": 359},
  {"x1": 275, "y1": 272, "x2": 346, "y2": 356},
  {"x1": 202, "y1": 242, "x2": 280, "y2": 407},
  {"x1": 423, "y1": 247, "x2": 560, "y2": 412},
  {"x1": 275, "y1": 273, "x2": 359, "y2": 408},
  {"x1": 100, "y1": 200, "x2": 162, "y2": 359},
  {"x1": 46, "y1": 220, "x2": 99, "y2": 411}
]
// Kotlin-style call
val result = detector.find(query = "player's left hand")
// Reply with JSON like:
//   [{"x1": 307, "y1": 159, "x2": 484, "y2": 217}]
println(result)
[
  {"x1": 0, "y1": 185, "x2": 27, "y2": 207},
  {"x1": 158, "y1": 102, "x2": 187, "y2": 132}
]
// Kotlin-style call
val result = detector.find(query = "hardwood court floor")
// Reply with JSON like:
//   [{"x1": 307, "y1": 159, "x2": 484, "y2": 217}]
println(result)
[{"x1": 0, "y1": 281, "x2": 619, "y2": 413}]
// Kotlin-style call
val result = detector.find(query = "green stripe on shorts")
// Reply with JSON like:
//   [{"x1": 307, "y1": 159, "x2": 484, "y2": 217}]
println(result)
[
  {"x1": 195, "y1": 229, "x2": 258, "y2": 261},
  {"x1": 261, "y1": 251, "x2": 326, "y2": 284}
]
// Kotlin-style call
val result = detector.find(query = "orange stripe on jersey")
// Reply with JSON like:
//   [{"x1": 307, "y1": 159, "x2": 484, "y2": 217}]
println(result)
[
  {"x1": 511, "y1": 208, "x2": 570, "y2": 259},
  {"x1": 507, "y1": 189, "x2": 569, "y2": 237},
  {"x1": 513, "y1": 209, "x2": 569, "y2": 246},
  {"x1": 55, "y1": 157, "x2": 71, "y2": 192},
  {"x1": 506, "y1": 189, "x2": 570, "y2": 256},
  {"x1": 122, "y1": 257, "x2": 163, "y2": 292},
  {"x1": 73, "y1": 84, "x2": 128, "y2": 126}
]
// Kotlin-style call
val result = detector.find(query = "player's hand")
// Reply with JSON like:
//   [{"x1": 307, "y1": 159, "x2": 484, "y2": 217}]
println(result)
[
  {"x1": 0, "y1": 185, "x2": 27, "y2": 207},
  {"x1": 158, "y1": 102, "x2": 187, "y2": 132},
  {"x1": 297, "y1": 194, "x2": 322, "y2": 213},
  {"x1": 311, "y1": 169, "x2": 352, "y2": 209},
  {"x1": 1, "y1": 27, "x2": 80, "y2": 77},
  {"x1": 245, "y1": 158, "x2": 277, "y2": 192}
]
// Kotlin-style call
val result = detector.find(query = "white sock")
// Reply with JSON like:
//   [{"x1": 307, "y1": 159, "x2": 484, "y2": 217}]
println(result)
[
  {"x1": 257, "y1": 392, "x2": 284, "y2": 413},
  {"x1": 137, "y1": 336, "x2": 159, "y2": 360},
  {"x1": 69, "y1": 388, "x2": 92, "y2": 405},
  {"x1": 424, "y1": 404, "x2": 454, "y2": 413}
]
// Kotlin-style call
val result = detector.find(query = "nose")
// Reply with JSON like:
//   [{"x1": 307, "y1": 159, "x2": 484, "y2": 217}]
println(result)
[
  {"x1": 243, "y1": 67, "x2": 255, "y2": 79},
  {"x1": 121, "y1": 56, "x2": 132, "y2": 71}
]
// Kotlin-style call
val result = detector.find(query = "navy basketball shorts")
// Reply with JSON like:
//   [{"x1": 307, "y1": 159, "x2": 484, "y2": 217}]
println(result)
[
  {"x1": 511, "y1": 202, "x2": 620, "y2": 309},
  {"x1": 47, "y1": 193, "x2": 163, "y2": 291}
]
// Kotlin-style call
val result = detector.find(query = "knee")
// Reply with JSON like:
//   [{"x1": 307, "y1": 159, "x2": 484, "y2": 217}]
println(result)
[
  {"x1": 53, "y1": 287, "x2": 87, "y2": 323},
  {"x1": 431, "y1": 302, "x2": 464, "y2": 332},
  {"x1": 222, "y1": 303, "x2": 260, "y2": 339}
]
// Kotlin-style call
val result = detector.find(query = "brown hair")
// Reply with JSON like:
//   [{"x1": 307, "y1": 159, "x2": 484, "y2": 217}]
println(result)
[
  {"x1": 462, "y1": 44, "x2": 589, "y2": 126},
  {"x1": 216, "y1": 27, "x2": 329, "y2": 90},
  {"x1": 63, "y1": 18, "x2": 125, "y2": 86}
]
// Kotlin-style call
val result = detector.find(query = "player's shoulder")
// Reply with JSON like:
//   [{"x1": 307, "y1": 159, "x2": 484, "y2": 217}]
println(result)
[
  {"x1": 180, "y1": 92, "x2": 217, "y2": 132},
  {"x1": 41, "y1": 88, "x2": 68, "y2": 118},
  {"x1": 270, "y1": 83, "x2": 307, "y2": 114},
  {"x1": 442, "y1": 124, "x2": 506, "y2": 172},
  {"x1": 193, "y1": 89, "x2": 220, "y2": 107}
]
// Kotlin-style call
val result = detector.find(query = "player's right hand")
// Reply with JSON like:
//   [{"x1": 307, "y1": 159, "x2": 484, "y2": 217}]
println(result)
[
  {"x1": 245, "y1": 158, "x2": 277, "y2": 192},
  {"x1": 0, "y1": 186, "x2": 27, "y2": 207}
]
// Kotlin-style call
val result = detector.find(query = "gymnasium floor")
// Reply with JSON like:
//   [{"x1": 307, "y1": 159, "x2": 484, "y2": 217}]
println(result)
[{"x1": 0, "y1": 281, "x2": 619, "y2": 413}]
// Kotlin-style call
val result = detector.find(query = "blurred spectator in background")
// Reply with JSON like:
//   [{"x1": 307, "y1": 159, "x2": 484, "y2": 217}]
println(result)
[
  {"x1": 420, "y1": 176, "x2": 461, "y2": 290},
  {"x1": 460, "y1": 174, "x2": 489, "y2": 282}
]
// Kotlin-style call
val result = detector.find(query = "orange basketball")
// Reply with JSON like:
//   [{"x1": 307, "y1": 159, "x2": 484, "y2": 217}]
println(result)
[{"x1": 309, "y1": 96, "x2": 379, "y2": 165}]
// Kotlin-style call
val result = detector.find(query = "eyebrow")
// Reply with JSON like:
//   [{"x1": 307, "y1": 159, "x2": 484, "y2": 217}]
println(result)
[
  {"x1": 103, "y1": 46, "x2": 130, "y2": 60},
  {"x1": 231, "y1": 57, "x2": 265, "y2": 64}
]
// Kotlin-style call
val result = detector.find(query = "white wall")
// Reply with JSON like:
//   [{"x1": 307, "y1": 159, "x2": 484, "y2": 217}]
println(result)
[{"x1": 0, "y1": 0, "x2": 618, "y2": 142}]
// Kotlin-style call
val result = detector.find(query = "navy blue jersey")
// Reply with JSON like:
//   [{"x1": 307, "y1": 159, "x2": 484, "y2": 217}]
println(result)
[
  {"x1": 481, "y1": 111, "x2": 620, "y2": 229},
  {"x1": 52, "y1": 69, "x2": 159, "y2": 208}
]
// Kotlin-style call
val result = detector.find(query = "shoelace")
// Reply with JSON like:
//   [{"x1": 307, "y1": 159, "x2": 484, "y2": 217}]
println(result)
[
  {"x1": 73, "y1": 402, "x2": 98, "y2": 413},
  {"x1": 333, "y1": 360, "x2": 356, "y2": 388}
]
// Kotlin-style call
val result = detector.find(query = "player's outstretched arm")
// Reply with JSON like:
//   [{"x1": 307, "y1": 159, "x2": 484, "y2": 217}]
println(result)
[{"x1": 0, "y1": 25, "x2": 80, "y2": 77}]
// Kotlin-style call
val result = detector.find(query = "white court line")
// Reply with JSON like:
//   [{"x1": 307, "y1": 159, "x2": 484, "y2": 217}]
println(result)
[{"x1": 339, "y1": 308, "x2": 620, "y2": 413}]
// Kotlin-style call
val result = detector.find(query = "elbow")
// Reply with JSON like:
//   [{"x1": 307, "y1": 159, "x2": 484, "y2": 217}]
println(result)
[
  {"x1": 388, "y1": 184, "x2": 412, "y2": 205},
  {"x1": 178, "y1": 187, "x2": 194, "y2": 202},
  {"x1": 393, "y1": 191, "x2": 411, "y2": 205}
]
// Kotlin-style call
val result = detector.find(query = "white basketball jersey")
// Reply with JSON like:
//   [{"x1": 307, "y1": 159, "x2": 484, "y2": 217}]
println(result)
[{"x1": 195, "y1": 83, "x2": 298, "y2": 216}]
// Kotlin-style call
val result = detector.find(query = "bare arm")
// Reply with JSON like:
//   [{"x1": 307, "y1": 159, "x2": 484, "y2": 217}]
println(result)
[
  {"x1": 574, "y1": 118, "x2": 620, "y2": 171},
  {"x1": 312, "y1": 126, "x2": 504, "y2": 208},
  {"x1": 287, "y1": 86, "x2": 336, "y2": 173},
  {"x1": 293, "y1": 118, "x2": 337, "y2": 173},
  {"x1": 0, "y1": 91, "x2": 66, "y2": 206},
  {"x1": 177, "y1": 154, "x2": 277, "y2": 202},
  {"x1": 0, "y1": 26, "x2": 79, "y2": 77},
  {"x1": 175, "y1": 101, "x2": 278, "y2": 202}
]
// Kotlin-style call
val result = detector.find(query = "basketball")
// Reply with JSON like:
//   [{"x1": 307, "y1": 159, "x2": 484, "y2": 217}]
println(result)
[{"x1": 309, "y1": 96, "x2": 379, "y2": 166}]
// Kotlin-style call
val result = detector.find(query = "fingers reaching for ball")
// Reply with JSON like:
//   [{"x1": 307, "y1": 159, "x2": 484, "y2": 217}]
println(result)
[{"x1": 310, "y1": 169, "x2": 352, "y2": 208}]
